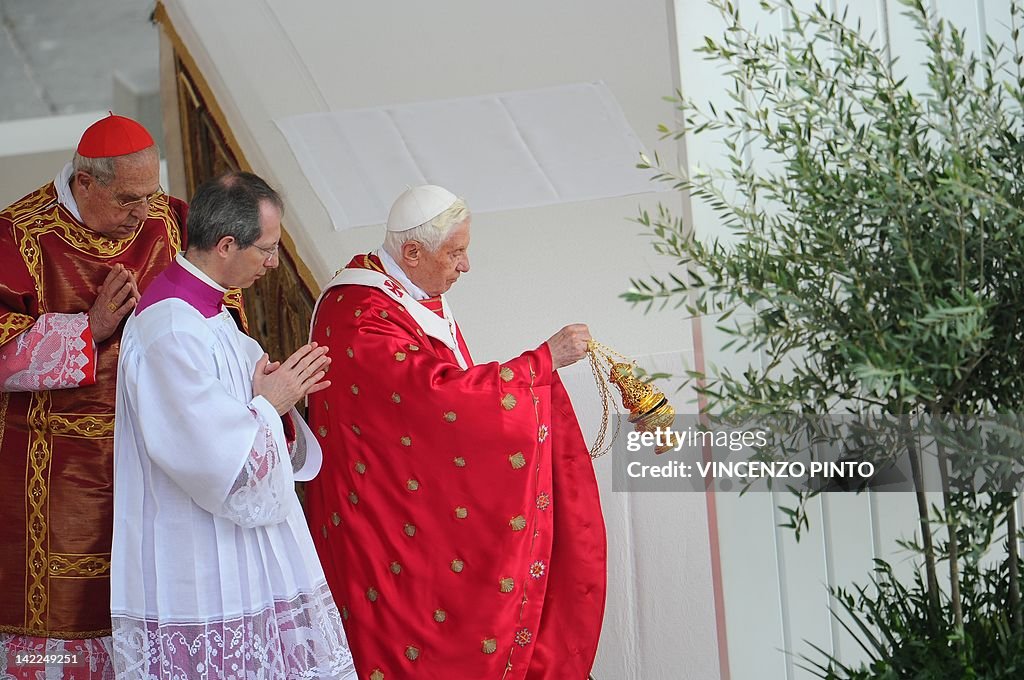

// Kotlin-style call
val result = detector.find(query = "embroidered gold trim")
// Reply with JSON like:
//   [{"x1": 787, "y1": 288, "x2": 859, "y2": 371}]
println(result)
[
  {"x1": 48, "y1": 553, "x2": 110, "y2": 578},
  {"x1": 47, "y1": 413, "x2": 115, "y2": 438},
  {"x1": 0, "y1": 313, "x2": 34, "y2": 347},
  {"x1": 25, "y1": 391, "x2": 51, "y2": 628}
]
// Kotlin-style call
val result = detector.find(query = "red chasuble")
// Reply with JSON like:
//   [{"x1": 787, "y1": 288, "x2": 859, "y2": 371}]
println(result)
[
  {"x1": 305, "y1": 254, "x2": 606, "y2": 679},
  {"x1": 0, "y1": 183, "x2": 244, "y2": 638}
]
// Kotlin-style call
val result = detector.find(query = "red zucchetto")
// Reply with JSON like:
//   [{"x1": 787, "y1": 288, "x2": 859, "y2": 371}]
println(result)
[{"x1": 76, "y1": 112, "x2": 154, "y2": 158}]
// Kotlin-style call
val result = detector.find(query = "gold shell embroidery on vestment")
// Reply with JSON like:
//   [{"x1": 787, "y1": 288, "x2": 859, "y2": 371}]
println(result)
[
  {"x1": 350, "y1": 384, "x2": 359, "y2": 395},
  {"x1": 346, "y1": 347, "x2": 354, "y2": 358},
  {"x1": 501, "y1": 393, "x2": 517, "y2": 410},
  {"x1": 482, "y1": 638, "x2": 497, "y2": 654},
  {"x1": 331, "y1": 512, "x2": 341, "y2": 526},
  {"x1": 405, "y1": 646, "x2": 420, "y2": 661},
  {"x1": 321, "y1": 525, "x2": 328, "y2": 539},
  {"x1": 380, "y1": 310, "x2": 388, "y2": 319},
  {"x1": 433, "y1": 609, "x2": 447, "y2": 623},
  {"x1": 351, "y1": 424, "x2": 362, "y2": 435},
  {"x1": 509, "y1": 452, "x2": 526, "y2": 469},
  {"x1": 509, "y1": 515, "x2": 527, "y2": 531},
  {"x1": 450, "y1": 559, "x2": 465, "y2": 573},
  {"x1": 453, "y1": 456, "x2": 466, "y2": 467},
  {"x1": 341, "y1": 605, "x2": 349, "y2": 621},
  {"x1": 370, "y1": 670, "x2": 383, "y2": 680},
  {"x1": 349, "y1": 491, "x2": 359, "y2": 504},
  {"x1": 318, "y1": 426, "x2": 328, "y2": 437},
  {"x1": 408, "y1": 344, "x2": 419, "y2": 351},
  {"x1": 444, "y1": 411, "x2": 457, "y2": 422},
  {"x1": 335, "y1": 293, "x2": 344, "y2": 302},
  {"x1": 404, "y1": 523, "x2": 416, "y2": 537},
  {"x1": 390, "y1": 561, "x2": 402, "y2": 575},
  {"x1": 325, "y1": 326, "x2": 331, "y2": 337},
  {"x1": 454, "y1": 506, "x2": 468, "y2": 519},
  {"x1": 391, "y1": 392, "x2": 402, "y2": 403},
  {"x1": 406, "y1": 479, "x2": 420, "y2": 491},
  {"x1": 354, "y1": 461, "x2": 366, "y2": 475},
  {"x1": 401, "y1": 436, "x2": 412, "y2": 447},
  {"x1": 367, "y1": 587, "x2": 378, "y2": 602},
  {"x1": 499, "y1": 577, "x2": 514, "y2": 593},
  {"x1": 395, "y1": 351, "x2": 407, "y2": 362},
  {"x1": 354, "y1": 309, "x2": 362, "y2": 317},
  {"x1": 500, "y1": 366, "x2": 514, "y2": 382}
]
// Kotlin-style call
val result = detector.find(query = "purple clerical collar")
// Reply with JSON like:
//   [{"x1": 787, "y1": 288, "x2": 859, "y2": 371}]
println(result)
[{"x1": 135, "y1": 254, "x2": 225, "y2": 318}]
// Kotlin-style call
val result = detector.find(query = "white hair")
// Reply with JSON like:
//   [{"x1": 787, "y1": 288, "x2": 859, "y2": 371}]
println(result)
[
  {"x1": 382, "y1": 198, "x2": 470, "y2": 259},
  {"x1": 71, "y1": 146, "x2": 158, "y2": 185}
]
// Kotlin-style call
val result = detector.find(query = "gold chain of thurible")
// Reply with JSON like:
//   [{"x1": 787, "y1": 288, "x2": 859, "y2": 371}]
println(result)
[{"x1": 586, "y1": 339, "x2": 634, "y2": 459}]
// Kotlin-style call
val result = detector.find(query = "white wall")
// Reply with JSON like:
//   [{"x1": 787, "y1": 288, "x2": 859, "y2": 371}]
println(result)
[{"x1": 0, "y1": 111, "x2": 106, "y2": 207}]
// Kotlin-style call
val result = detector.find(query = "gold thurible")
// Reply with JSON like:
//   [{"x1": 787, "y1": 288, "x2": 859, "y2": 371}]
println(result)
[{"x1": 586, "y1": 340, "x2": 676, "y2": 457}]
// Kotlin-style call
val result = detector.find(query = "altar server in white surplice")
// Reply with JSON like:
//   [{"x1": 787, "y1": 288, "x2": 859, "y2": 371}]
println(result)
[{"x1": 110, "y1": 171, "x2": 357, "y2": 679}]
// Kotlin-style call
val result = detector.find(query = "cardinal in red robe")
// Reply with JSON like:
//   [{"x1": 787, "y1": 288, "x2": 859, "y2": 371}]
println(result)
[{"x1": 305, "y1": 185, "x2": 606, "y2": 679}]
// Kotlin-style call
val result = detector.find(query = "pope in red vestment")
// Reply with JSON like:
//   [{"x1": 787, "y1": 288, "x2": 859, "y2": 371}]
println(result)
[
  {"x1": 305, "y1": 185, "x2": 606, "y2": 680},
  {"x1": 0, "y1": 115, "x2": 243, "y2": 679}
]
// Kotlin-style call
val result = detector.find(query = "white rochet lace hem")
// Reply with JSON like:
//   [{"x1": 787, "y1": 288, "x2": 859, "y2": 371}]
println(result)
[{"x1": 111, "y1": 582, "x2": 355, "y2": 679}]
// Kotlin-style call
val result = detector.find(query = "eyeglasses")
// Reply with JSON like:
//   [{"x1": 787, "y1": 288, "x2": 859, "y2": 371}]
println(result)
[
  {"x1": 113, "y1": 187, "x2": 164, "y2": 210},
  {"x1": 251, "y1": 243, "x2": 280, "y2": 262}
]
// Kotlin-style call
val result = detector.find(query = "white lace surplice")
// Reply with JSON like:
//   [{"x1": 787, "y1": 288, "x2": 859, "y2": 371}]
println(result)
[
  {"x1": 0, "y1": 312, "x2": 92, "y2": 391},
  {"x1": 111, "y1": 301, "x2": 355, "y2": 679}
]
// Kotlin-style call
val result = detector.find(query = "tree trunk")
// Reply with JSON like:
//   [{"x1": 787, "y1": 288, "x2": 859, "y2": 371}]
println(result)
[{"x1": 902, "y1": 419, "x2": 940, "y2": 617}]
